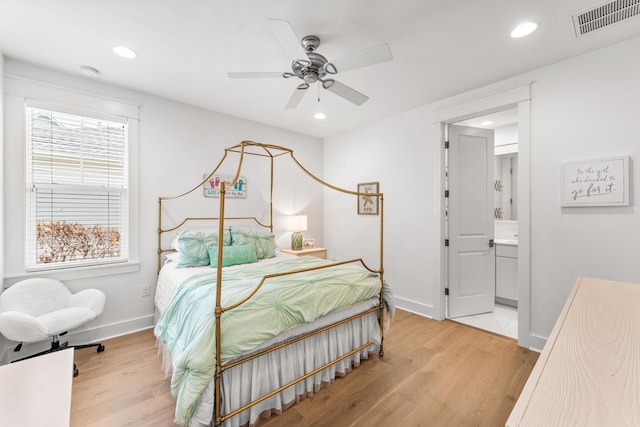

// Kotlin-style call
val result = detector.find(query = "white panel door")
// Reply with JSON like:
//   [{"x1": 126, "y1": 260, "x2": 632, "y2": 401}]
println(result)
[{"x1": 447, "y1": 124, "x2": 495, "y2": 318}]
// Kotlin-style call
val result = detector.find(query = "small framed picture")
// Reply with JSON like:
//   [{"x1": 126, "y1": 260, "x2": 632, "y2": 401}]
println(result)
[{"x1": 357, "y1": 182, "x2": 379, "y2": 215}]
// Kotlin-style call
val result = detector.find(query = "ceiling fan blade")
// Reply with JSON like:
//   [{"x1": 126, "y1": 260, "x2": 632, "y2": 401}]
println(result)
[
  {"x1": 284, "y1": 86, "x2": 307, "y2": 110},
  {"x1": 324, "y1": 80, "x2": 369, "y2": 106},
  {"x1": 328, "y1": 43, "x2": 393, "y2": 73},
  {"x1": 227, "y1": 72, "x2": 284, "y2": 79},
  {"x1": 267, "y1": 18, "x2": 308, "y2": 60}
]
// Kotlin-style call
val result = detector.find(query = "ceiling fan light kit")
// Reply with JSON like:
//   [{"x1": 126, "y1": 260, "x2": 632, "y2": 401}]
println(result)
[{"x1": 228, "y1": 19, "x2": 393, "y2": 109}]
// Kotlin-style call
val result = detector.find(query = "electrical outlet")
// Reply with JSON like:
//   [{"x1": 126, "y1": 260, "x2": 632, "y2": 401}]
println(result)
[{"x1": 141, "y1": 284, "x2": 150, "y2": 297}]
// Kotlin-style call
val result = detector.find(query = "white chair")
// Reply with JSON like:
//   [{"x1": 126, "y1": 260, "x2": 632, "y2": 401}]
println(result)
[{"x1": 0, "y1": 278, "x2": 106, "y2": 376}]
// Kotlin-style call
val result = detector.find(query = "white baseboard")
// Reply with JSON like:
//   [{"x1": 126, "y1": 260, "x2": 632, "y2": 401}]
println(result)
[
  {"x1": 0, "y1": 314, "x2": 154, "y2": 364},
  {"x1": 523, "y1": 333, "x2": 547, "y2": 352},
  {"x1": 395, "y1": 300, "x2": 548, "y2": 353},
  {"x1": 394, "y1": 297, "x2": 434, "y2": 318}
]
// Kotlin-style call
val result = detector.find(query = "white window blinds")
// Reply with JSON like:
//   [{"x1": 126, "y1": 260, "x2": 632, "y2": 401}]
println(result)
[{"x1": 26, "y1": 105, "x2": 129, "y2": 269}]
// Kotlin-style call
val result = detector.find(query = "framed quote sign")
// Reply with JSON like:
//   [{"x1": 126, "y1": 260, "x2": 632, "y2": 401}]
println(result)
[{"x1": 561, "y1": 156, "x2": 629, "y2": 207}]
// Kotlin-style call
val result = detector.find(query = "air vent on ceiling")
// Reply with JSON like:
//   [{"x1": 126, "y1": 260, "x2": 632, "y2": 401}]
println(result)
[{"x1": 572, "y1": 0, "x2": 640, "y2": 37}]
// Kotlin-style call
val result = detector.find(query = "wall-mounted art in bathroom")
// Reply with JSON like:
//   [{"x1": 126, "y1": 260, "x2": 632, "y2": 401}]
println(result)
[{"x1": 561, "y1": 156, "x2": 629, "y2": 207}]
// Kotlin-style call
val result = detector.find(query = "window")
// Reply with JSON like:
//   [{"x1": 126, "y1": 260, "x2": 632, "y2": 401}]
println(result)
[{"x1": 25, "y1": 105, "x2": 129, "y2": 270}]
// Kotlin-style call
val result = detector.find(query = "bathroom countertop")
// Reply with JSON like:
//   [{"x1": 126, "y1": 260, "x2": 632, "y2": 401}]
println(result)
[{"x1": 495, "y1": 238, "x2": 518, "y2": 246}]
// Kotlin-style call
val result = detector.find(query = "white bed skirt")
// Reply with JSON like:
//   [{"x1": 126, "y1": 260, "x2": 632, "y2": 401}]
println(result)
[{"x1": 157, "y1": 304, "x2": 381, "y2": 427}]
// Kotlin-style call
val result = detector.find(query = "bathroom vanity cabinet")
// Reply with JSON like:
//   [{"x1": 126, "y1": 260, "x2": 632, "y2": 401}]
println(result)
[{"x1": 495, "y1": 243, "x2": 517, "y2": 307}]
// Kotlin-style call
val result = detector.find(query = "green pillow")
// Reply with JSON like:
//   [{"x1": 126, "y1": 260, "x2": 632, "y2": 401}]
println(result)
[
  {"x1": 208, "y1": 243, "x2": 258, "y2": 267},
  {"x1": 177, "y1": 230, "x2": 231, "y2": 267},
  {"x1": 230, "y1": 229, "x2": 276, "y2": 259},
  {"x1": 254, "y1": 230, "x2": 276, "y2": 259}
]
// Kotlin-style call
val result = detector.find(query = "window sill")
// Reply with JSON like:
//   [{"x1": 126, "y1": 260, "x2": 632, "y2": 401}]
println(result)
[{"x1": 4, "y1": 261, "x2": 140, "y2": 283}]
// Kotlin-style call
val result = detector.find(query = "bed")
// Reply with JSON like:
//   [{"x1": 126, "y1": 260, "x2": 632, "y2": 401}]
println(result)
[{"x1": 154, "y1": 141, "x2": 391, "y2": 427}]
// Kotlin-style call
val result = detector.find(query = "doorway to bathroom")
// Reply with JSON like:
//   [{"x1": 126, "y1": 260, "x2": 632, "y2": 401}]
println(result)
[{"x1": 446, "y1": 108, "x2": 519, "y2": 339}]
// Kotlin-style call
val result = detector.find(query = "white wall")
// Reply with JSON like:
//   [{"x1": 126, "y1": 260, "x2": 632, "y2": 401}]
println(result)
[
  {"x1": 324, "y1": 35, "x2": 640, "y2": 347},
  {"x1": 526, "y1": 37, "x2": 639, "y2": 339},
  {"x1": 1, "y1": 59, "x2": 323, "y2": 362},
  {"x1": 0, "y1": 54, "x2": 5, "y2": 359},
  {"x1": 494, "y1": 123, "x2": 518, "y2": 147},
  {"x1": 323, "y1": 106, "x2": 437, "y2": 315},
  {"x1": 0, "y1": 54, "x2": 4, "y2": 283}
]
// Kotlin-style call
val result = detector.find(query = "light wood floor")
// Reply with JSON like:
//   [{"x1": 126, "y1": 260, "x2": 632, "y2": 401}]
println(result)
[{"x1": 71, "y1": 309, "x2": 538, "y2": 427}]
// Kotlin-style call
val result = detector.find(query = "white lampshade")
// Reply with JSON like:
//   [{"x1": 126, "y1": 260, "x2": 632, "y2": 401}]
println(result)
[{"x1": 288, "y1": 215, "x2": 307, "y2": 232}]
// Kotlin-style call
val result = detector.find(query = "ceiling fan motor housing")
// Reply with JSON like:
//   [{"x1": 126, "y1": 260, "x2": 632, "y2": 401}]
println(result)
[
  {"x1": 292, "y1": 51, "x2": 328, "y2": 84},
  {"x1": 301, "y1": 35, "x2": 320, "y2": 52}
]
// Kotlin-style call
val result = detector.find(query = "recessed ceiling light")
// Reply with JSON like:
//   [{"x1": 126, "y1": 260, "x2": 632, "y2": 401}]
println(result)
[
  {"x1": 511, "y1": 22, "x2": 538, "y2": 38},
  {"x1": 314, "y1": 112, "x2": 326, "y2": 120},
  {"x1": 113, "y1": 45, "x2": 136, "y2": 59},
  {"x1": 80, "y1": 65, "x2": 100, "y2": 77},
  {"x1": 480, "y1": 120, "x2": 493, "y2": 126}
]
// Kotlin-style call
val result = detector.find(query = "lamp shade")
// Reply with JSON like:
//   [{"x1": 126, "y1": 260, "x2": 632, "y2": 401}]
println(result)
[{"x1": 288, "y1": 215, "x2": 307, "y2": 232}]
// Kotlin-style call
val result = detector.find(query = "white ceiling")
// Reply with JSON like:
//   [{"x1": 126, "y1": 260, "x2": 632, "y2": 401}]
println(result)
[
  {"x1": 1, "y1": 0, "x2": 640, "y2": 138},
  {"x1": 456, "y1": 109, "x2": 519, "y2": 129}
]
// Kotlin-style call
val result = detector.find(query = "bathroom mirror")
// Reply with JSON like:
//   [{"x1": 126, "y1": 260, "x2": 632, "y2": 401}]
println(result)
[{"x1": 494, "y1": 152, "x2": 518, "y2": 220}]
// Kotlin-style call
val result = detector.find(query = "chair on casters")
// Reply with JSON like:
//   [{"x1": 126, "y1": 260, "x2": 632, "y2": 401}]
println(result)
[{"x1": 0, "y1": 278, "x2": 106, "y2": 377}]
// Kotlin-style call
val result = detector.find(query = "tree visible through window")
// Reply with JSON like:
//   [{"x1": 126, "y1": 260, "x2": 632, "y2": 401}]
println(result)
[{"x1": 26, "y1": 105, "x2": 129, "y2": 269}]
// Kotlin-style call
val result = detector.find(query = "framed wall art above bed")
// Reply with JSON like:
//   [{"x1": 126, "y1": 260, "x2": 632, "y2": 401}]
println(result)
[{"x1": 203, "y1": 174, "x2": 247, "y2": 198}]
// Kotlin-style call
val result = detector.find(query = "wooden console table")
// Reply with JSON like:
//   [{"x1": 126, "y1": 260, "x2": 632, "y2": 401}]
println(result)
[
  {"x1": 507, "y1": 277, "x2": 640, "y2": 426},
  {"x1": 0, "y1": 348, "x2": 74, "y2": 426}
]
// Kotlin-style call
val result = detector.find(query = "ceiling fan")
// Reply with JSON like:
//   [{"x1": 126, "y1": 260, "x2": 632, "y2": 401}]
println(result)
[{"x1": 227, "y1": 19, "x2": 393, "y2": 109}]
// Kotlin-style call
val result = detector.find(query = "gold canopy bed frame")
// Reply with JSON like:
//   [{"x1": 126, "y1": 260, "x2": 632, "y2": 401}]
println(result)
[{"x1": 156, "y1": 140, "x2": 385, "y2": 426}]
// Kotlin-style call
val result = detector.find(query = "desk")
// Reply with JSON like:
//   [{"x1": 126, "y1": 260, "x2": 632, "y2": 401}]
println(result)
[
  {"x1": 0, "y1": 349, "x2": 74, "y2": 427},
  {"x1": 507, "y1": 277, "x2": 640, "y2": 426}
]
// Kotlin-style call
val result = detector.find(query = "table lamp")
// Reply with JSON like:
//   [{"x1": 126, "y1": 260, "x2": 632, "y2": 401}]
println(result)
[{"x1": 288, "y1": 215, "x2": 307, "y2": 250}]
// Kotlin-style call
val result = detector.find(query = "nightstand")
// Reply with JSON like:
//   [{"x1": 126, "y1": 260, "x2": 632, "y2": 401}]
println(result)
[{"x1": 281, "y1": 247, "x2": 327, "y2": 259}]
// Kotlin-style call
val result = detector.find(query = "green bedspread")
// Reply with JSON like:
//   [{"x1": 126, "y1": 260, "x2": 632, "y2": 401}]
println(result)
[{"x1": 154, "y1": 256, "x2": 383, "y2": 425}]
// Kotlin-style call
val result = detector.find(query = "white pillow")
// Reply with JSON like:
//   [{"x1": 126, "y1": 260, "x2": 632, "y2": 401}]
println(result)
[{"x1": 165, "y1": 252, "x2": 180, "y2": 263}]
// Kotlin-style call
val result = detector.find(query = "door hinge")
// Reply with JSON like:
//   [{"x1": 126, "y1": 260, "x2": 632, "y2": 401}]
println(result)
[
  {"x1": 489, "y1": 239, "x2": 494, "y2": 248},
  {"x1": 444, "y1": 190, "x2": 449, "y2": 198},
  {"x1": 445, "y1": 288, "x2": 449, "y2": 296},
  {"x1": 444, "y1": 239, "x2": 449, "y2": 247},
  {"x1": 444, "y1": 140, "x2": 449, "y2": 149}
]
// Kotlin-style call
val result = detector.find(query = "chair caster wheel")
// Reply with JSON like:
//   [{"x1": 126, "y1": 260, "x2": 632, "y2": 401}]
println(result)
[{"x1": 97, "y1": 344, "x2": 105, "y2": 353}]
